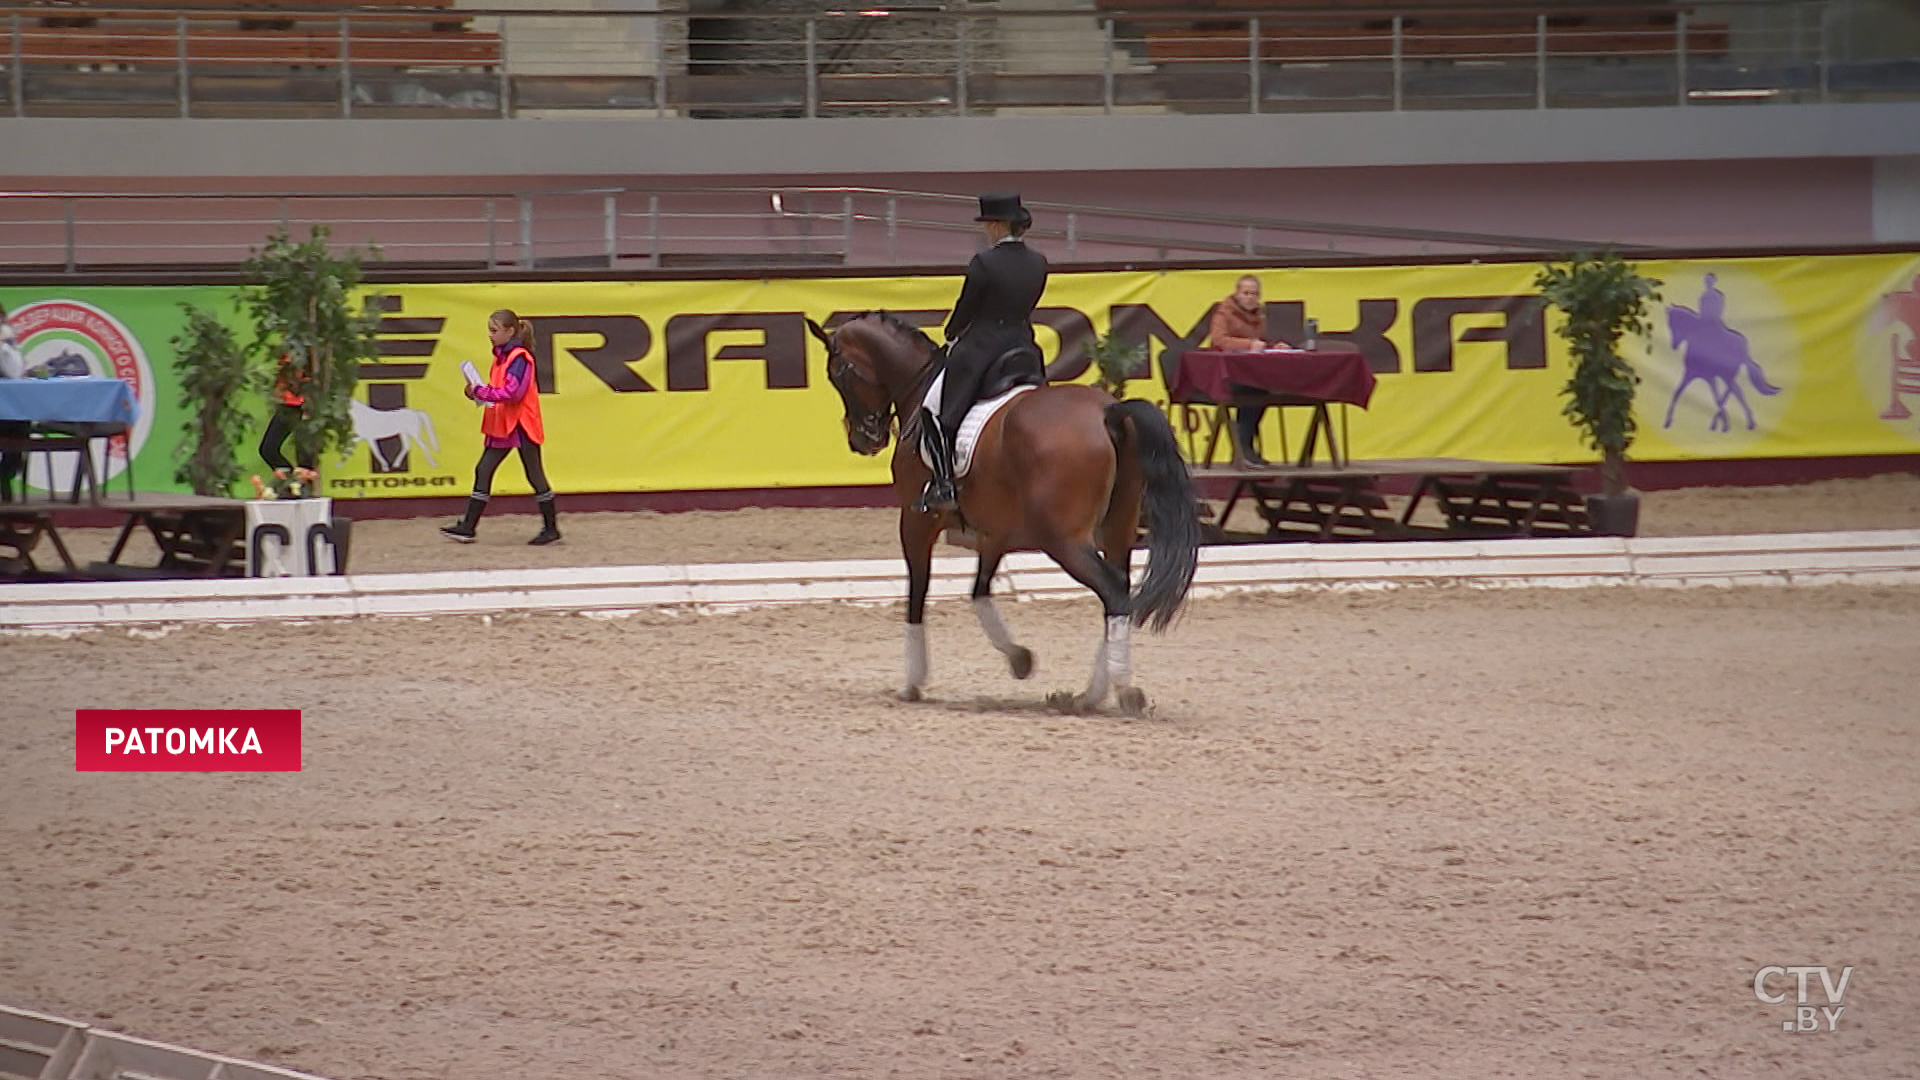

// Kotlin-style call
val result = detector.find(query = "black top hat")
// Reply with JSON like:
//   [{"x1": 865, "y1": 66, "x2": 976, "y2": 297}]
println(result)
[{"x1": 974, "y1": 192, "x2": 1031, "y2": 225}]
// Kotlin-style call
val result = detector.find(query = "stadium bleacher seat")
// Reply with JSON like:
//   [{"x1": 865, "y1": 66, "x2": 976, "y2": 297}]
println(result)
[
  {"x1": 10, "y1": 0, "x2": 501, "y2": 71},
  {"x1": 1096, "y1": 1, "x2": 1730, "y2": 64}
]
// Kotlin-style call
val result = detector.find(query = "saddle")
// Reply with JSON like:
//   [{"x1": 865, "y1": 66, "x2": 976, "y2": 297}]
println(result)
[
  {"x1": 978, "y1": 344, "x2": 1046, "y2": 400},
  {"x1": 918, "y1": 382, "x2": 1037, "y2": 478}
]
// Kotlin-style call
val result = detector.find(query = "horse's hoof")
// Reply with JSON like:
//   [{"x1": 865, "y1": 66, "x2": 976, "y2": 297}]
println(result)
[
  {"x1": 1046, "y1": 690, "x2": 1081, "y2": 713},
  {"x1": 1115, "y1": 686, "x2": 1149, "y2": 718},
  {"x1": 1008, "y1": 646, "x2": 1035, "y2": 680},
  {"x1": 898, "y1": 685, "x2": 924, "y2": 703}
]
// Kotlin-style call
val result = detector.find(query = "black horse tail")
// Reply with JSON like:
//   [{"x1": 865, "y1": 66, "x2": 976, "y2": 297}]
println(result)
[
  {"x1": 1744, "y1": 357, "x2": 1782, "y2": 396},
  {"x1": 1106, "y1": 399, "x2": 1200, "y2": 633}
]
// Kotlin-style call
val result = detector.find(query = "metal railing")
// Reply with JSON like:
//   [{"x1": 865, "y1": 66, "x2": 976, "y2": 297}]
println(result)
[
  {"x1": 0, "y1": 184, "x2": 1625, "y2": 274},
  {"x1": 0, "y1": 1, "x2": 1913, "y2": 119}
]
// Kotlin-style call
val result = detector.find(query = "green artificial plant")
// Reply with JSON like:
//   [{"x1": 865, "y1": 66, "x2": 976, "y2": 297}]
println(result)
[
  {"x1": 1534, "y1": 252, "x2": 1663, "y2": 497},
  {"x1": 1088, "y1": 331, "x2": 1148, "y2": 400},
  {"x1": 172, "y1": 305, "x2": 259, "y2": 497},
  {"x1": 242, "y1": 226, "x2": 382, "y2": 474}
]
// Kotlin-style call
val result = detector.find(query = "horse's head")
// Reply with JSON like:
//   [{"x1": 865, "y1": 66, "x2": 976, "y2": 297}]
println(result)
[{"x1": 808, "y1": 315, "x2": 911, "y2": 456}]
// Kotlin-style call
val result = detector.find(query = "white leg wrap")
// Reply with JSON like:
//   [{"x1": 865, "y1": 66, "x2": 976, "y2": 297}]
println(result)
[
  {"x1": 904, "y1": 622, "x2": 929, "y2": 691},
  {"x1": 973, "y1": 596, "x2": 1016, "y2": 657},
  {"x1": 1105, "y1": 614, "x2": 1133, "y2": 690},
  {"x1": 1083, "y1": 637, "x2": 1111, "y2": 705}
]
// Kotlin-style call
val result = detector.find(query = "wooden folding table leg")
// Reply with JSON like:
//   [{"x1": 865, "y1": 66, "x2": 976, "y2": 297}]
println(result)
[
  {"x1": 40, "y1": 518, "x2": 77, "y2": 573},
  {"x1": 203, "y1": 512, "x2": 246, "y2": 577},
  {"x1": 1200, "y1": 405, "x2": 1228, "y2": 467},
  {"x1": 1176, "y1": 404, "x2": 1203, "y2": 464},
  {"x1": 1517, "y1": 478, "x2": 1550, "y2": 535},
  {"x1": 1218, "y1": 479, "x2": 1251, "y2": 534},
  {"x1": 1319, "y1": 479, "x2": 1355, "y2": 540},
  {"x1": 117, "y1": 432, "x2": 135, "y2": 499},
  {"x1": 106, "y1": 512, "x2": 144, "y2": 564},
  {"x1": 1399, "y1": 475, "x2": 1434, "y2": 528}
]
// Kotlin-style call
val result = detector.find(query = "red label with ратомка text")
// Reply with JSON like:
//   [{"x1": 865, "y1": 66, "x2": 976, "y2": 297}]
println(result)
[{"x1": 75, "y1": 710, "x2": 302, "y2": 771}]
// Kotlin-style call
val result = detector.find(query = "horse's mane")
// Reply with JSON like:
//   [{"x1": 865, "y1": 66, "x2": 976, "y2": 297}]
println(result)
[
  {"x1": 850, "y1": 310, "x2": 941, "y2": 356},
  {"x1": 843, "y1": 311, "x2": 943, "y2": 439}
]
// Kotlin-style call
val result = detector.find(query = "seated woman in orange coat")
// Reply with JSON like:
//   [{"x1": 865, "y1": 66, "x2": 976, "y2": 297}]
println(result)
[{"x1": 1208, "y1": 275, "x2": 1291, "y2": 467}]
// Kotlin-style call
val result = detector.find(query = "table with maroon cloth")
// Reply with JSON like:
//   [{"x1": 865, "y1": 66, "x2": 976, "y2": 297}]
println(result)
[{"x1": 1170, "y1": 348, "x2": 1376, "y2": 467}]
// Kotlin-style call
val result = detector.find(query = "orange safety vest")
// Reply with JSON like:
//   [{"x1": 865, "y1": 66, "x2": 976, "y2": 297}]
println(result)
[
  {"x1": 275, "y1": 354, "x2": 305, "y2": 407},
  {"x1": 480, "y1": 345, "x2": 545, "y2": 444}
]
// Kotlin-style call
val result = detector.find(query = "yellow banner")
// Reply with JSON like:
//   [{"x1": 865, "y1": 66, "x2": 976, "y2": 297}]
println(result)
[{"x1": 330, "y1": 253, "x2": 1920, "y2": 497}]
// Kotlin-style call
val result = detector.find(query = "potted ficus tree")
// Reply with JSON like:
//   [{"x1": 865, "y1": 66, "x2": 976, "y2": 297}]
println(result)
[{"x1": 1534, "y1": 252, "x2": 1662, "y2": 537}]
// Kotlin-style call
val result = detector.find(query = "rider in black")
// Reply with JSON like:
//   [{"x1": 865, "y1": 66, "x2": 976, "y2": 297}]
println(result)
[{"x1": 916, "y1": 192, "x2": 1050, "y2": 513}]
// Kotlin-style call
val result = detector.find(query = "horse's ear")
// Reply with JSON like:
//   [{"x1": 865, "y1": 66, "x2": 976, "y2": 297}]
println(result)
[{"x1": 805, "y1": 317, "x2": 833, "y2": 346}]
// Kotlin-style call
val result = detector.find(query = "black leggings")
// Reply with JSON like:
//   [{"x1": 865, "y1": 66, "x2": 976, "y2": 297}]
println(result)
[
  {"x1": 259, "y1": 404, "x2": 315, "y2": 471},
  {"x1": 472, "y1": 441, "x2": 552, "y2": 500}
]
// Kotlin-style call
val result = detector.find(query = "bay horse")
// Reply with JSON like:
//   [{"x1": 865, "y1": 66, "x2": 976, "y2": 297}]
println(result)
[{"x1": 807, "y1": 313, "x2": 1200, "y2": 715}]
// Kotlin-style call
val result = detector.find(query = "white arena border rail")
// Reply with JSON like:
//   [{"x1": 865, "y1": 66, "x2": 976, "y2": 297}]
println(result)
[
  {"x1": 0, "y1": 1002, "x2": 337, "y2": 1080},
  {"x1": 4, "y1": 530, "x2": 1920, "y2": 633}
]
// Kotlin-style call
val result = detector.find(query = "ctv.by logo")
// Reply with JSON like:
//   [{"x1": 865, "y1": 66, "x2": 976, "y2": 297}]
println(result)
[{"x1": 1754, "y1": 965, "x2": 1853, "y2": 1032}]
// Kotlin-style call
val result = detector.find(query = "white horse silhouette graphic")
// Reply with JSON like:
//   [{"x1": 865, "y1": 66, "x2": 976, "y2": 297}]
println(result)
[{"x1": 349, "y1": 398, "x2": 441, "y2": 470}]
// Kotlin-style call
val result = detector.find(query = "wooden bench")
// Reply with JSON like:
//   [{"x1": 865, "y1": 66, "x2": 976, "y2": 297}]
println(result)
[
  {"x1": 1243, "y1": 470, "x2": 1400, "y2": 541},
  {"x1": 1207, "y1": 458, "x2": 1595, "y2": 543},
  {"x1": 104, "y1": 500, "x2": 248, "y2": 577},
  {"x1": 0, "y1": 506, "x2": 79, "y2": 576},
  {"x1": 1399, "y1": 468, "x2": 1591, "y2": 537}
]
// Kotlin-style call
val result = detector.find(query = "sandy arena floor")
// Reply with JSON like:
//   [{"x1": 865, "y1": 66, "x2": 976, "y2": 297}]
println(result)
[
  {"x1": 36, "y1": 473, "x2": 1920, "y2": 574},
  {"x1": 3, "y1": 577, "x2": 1919, "y2": 1077}
]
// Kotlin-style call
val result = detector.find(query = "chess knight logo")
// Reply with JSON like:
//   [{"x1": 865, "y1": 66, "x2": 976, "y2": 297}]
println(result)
[{"x1": 4, "y1": 299, "x2": 156, "y2": 488}]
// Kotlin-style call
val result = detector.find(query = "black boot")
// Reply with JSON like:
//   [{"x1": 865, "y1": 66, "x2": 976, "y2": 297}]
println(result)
[
  {"x1": 1234, "y1": 410, "x2": 1270, "y2": 468},
  {"x1": 913, "y1": 410, "x2": 958, "y2": 514},
  {"x1": 528, "y1": 496, "x2": 561, "y2": 546},
  {"x1": 440, "y1": 496, "x2": 485, "y2": 542}
]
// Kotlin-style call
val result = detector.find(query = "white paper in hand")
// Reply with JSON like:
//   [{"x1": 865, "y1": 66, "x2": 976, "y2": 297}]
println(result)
[{"x1": 460, "y1": 361, "x2": 488, "y2": 406}]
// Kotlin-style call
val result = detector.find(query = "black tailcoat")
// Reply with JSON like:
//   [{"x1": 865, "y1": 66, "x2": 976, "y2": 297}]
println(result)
[{"x1": 936, "y1": 239, "x2": 1049, "y2": 436}]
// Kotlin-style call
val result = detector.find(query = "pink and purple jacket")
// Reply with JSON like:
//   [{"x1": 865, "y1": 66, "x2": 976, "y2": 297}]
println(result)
[{"x1": 474, "y1": 343, "x2": 535, "y2": 448}]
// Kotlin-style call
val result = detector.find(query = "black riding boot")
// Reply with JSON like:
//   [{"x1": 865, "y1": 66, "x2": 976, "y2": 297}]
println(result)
[
  {"x1": 528, "y1": 496, "x2": 561, "y2": 546},
  {"x1": 914, "y1": 409, "x2": 959, "y2": 514},
  {"x1": 440, "y1": 496, "x2": 486, "y2": 542}
]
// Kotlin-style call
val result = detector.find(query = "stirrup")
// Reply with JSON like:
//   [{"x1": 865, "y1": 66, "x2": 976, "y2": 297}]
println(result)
[{"x1": 915, "y1": 479, "x2": 958, "y2": 514}]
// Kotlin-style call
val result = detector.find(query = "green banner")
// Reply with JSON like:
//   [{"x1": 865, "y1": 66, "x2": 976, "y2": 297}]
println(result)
[{"x1": 1, "y1": 285, "x2": 243, "y2": 497}]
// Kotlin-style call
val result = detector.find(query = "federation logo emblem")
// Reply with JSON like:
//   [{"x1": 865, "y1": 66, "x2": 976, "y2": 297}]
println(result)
[{"x1": 6, "y1": 299, "x2": 156, "y2": 488}]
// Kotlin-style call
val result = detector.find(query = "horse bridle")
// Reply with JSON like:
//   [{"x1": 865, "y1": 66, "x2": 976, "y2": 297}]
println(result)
[{"x1": 825, "y1": 334, "x2": 896, "y2": 447}]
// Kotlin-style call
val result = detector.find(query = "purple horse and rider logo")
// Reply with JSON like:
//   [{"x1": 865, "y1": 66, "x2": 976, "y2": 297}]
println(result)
[{"x1": 1663, "y1": 273, "x2": 1782, "y2": 432}]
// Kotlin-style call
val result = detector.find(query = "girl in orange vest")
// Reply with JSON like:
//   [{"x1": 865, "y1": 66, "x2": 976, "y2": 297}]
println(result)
[{"x1": 440, "y1": 309, "x2": 561, "y2": 545}]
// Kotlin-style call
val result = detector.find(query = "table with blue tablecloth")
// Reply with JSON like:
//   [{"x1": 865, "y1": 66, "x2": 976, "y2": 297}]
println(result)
[
  {"x1": 0, "y1": 377, "x2": 140, "y2": 503},
  {"x1": 0, "y1": 377, "x2": 141, "y2": 426}
]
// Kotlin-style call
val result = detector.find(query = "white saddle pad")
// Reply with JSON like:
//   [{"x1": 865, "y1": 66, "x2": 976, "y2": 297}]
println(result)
[{"x1": 917, "y1": 379, "x2": 1037, "y2": 478}]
